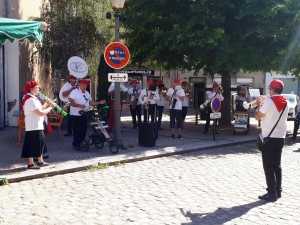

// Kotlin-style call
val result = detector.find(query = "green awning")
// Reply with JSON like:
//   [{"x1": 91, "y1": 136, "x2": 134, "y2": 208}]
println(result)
[{"x1": 0, "y1": 17, "x2": 47, "y2": 45}]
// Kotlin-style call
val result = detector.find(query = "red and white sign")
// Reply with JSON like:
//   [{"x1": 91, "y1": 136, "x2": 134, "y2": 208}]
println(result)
[
  {"x1": 211, "y1": 97, "x2": 221, "y2": 113},
  {"x1": 104, "y1": 42, "x2": 130, "y2": 69}
]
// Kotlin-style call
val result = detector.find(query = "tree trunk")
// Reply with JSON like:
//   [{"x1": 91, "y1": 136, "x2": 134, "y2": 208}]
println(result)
[{"x1": 219, "y1": 71, "x2": 232, "y2": 126}]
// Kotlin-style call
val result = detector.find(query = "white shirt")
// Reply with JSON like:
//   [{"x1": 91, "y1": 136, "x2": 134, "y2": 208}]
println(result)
[
  {"x1": 69, "y1": 89, "x2": 92, "y2": 116},
  {"x1": 108, "y1": 83, "x2": 128, "y2": 100},
  {"x1": 167, "y1": 87, "x2": 185, "y2": 110},
  {"x1": 24, "y1": 94, "x2": 44, "y2": 131},
  {"x1": 156, "y1": 92, "x2": 165, "y2": 106},
  {"x1": 139, "y1": 88, "x2": 160, "y2": 105},
  {"x1": 182, "y1": 95, "x2": 189, "y2": 107},
  {"x1": 296, "y1": 100, "x2": 300, "y2": 113},
  {"x1": 128, "y1": 87, "x2": 141, "y2": 105},
  {"x1": 207, "y1": 91, "x2": 224, "y2": 101},
  {"x1": 259, "y1": 95, "x2": 288, "y2": 138},
  {"x1": 60, "y1": 82, "x2": 75, "y2": 98}
]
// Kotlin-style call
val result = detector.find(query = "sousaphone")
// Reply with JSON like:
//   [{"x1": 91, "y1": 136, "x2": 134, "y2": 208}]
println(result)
[{"x1": 59, "y1": 56, "x2": 88, "y2": 102}]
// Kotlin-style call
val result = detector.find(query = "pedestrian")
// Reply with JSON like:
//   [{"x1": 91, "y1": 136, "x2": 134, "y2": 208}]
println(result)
[
  {"x1": 166, "y1": 78, "x2": 185, "y2": 139},
  {"x1": 254, "y1": 79, "x2": 288, "y2": 201},
  {"x1": 291, "y1": 97, "x2": 300, "y2": 140},
  {"x1": 60, "y1": 74, "x2": 77, "y2": 136},
  {"x1": 69, "y1": 79, "x2": 106, "y2": 150},
  {"x1": 20, "y1": 81, "x2": 54, "y2": 169},
  {"x1": 203, "y1": 82, "x2": 224, "y2": 134}
]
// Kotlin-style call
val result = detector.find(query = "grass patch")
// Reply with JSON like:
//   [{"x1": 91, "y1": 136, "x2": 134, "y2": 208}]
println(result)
[
  {"x1": 0, "y1": 178, "x2": 9, "y2": 186},
  {"x1": 86, "y1": 163, "x2": 109, "y2": 172},
  {"x1": 115, "y1": 161, "x2": 126, "y2": 167}
]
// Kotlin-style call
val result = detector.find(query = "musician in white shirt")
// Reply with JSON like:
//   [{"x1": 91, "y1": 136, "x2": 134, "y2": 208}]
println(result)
[
  {"x1": 156, "y1": 80, "x2": 166, "y2": 130},
  {"x1": 166, "y1": 78, "x2": 185, "y2": 139},
  {"x1": 60, "y1": 74, "x2": 77, "y2": 136},
  {"x1": 127, "y1": 79, "x2": 142, "y2": 129},
  {"x1": 139, "y1": 79, "x2": 159, "y2": 123},
  {"x1": 203, "y1": 82, "x2": 224, "y2": 134}
]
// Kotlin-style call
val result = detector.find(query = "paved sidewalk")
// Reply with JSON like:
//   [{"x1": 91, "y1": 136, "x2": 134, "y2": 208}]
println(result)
[{"x1": 0, "y1": 109, "x2": 296, "y2": 183}]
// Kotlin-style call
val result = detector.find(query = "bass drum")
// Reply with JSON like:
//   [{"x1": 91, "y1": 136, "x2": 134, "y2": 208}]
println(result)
[{"x1": 59, "y1": 82, "x2": 70, "y2": 103}]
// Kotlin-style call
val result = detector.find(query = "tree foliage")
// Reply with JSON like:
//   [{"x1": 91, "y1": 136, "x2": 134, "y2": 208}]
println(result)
[
  {"x1": 123, "y1": 0, "x2": 300, "y2": 76},
  {"x1": 33, "y1": 0, "x2": 115, "y2": 80},
  {"x1": 123, "y1": 0, "x2": 300, "y2": 125}
]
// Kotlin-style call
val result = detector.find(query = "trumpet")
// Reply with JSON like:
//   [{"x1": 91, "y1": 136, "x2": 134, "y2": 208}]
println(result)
[
  {"x1": 218, "y1": 85, "x2": 224, "y2": 93},
  {"x1": 185, "y1": 90, "x2": 190, "y2": 96},
  {"x1": 158, "y1": 84, "x2": 168, "y2": 94},
  {"x1": 161, "y1": 87, "x2": 168, "y2": 93},
  {"x1": 243, "y1": 95, "x2": 267, "y2": 109},
  {"x1": 38, "y1": 92, "x2": 68, "y2": 116}
]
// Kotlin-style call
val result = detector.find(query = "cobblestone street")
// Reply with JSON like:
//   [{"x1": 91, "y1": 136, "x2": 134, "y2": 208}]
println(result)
[{"x1": 1, "y1": 140, "x2": 300, "y2": 225}]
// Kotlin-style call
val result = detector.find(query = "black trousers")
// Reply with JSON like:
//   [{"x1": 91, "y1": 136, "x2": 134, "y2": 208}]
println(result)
[
  {"x1": 71, "y1": 115, "x2": 87, "y2": 147},
  {"x1": 292, "y1": 119, "x2": 299, "y2": 139},
  {"x1": 156, "y1": 105, "x2": 164, "y2": 128},
  {"x1": 143, "y1": 104, "x2": 156, "y2": 123},
  {"x1": 204, "y1": 106, "x2": 217, "y2": 132},
  {"x1": 66, "y1": 106, "x2": 73, "y2": 134},
  {"x1": 261, "y1": 137, "x2": 284, "y2": 196},
  {"x1": 130, "y1": 104, "x2": 142, "y2": 128}
]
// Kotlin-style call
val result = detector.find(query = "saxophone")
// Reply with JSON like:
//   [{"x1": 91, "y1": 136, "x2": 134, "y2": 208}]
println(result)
[{"x1": 131, "y1": 90, "x2": 139, "y2": 109}]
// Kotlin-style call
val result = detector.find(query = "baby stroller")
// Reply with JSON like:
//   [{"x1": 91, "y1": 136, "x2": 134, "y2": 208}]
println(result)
[{"x1": 79, "y1": 106, "x2": 120, "y2": 154}]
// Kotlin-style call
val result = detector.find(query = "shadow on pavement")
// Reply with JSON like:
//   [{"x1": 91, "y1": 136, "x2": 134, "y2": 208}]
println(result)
[{"x1": 180, "y1": 200, "x2": 268, "y2": 225}]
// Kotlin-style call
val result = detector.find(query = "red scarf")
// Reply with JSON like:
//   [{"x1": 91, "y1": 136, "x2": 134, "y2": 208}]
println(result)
[
  {"x1": 271, "y1": 96, "x2": 287, "y2": 112},
  {"x1": 20, "y1": 94, "x2": 34, "y2": 107}
]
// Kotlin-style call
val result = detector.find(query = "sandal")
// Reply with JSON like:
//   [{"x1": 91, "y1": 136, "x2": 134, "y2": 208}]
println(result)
[
  {"x1": 27, "y1": 164, "x2": 40, "y2": 169},
  {"x1": 37, "y1": 162, "x2": 49, "y2": 167}
]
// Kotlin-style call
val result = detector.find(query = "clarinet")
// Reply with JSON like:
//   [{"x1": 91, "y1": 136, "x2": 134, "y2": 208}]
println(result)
[{"x1": 38, "y1": 92, "x2": 68, "y2": 116}]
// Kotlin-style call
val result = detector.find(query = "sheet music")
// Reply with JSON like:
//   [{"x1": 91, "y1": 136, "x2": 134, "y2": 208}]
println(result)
[{"x1": 249, "y1": 89, "x2": 260, "y2": 98}]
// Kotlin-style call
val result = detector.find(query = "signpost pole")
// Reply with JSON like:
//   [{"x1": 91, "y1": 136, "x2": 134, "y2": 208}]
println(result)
[
  {"x1": 213, "y1": 119, "x2": 216, "y2": 141},
  {"x1": 114, "y1": 11, "x2": 122, "y2": 146}
]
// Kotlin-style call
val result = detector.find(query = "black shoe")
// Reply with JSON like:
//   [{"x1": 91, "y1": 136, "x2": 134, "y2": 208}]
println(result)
[
  {"x1": 277, "y1": 191, "x2": 281, "y2": 198},
  {"x1": 203, "y1": 131, "x2": 208, "y2": 134},
  {"x1": 169, "y1": 134, "x2": 175, "y2": 139},
  {"x1": 258, "y1": 193, "x2": 277, "y2": 202},
  {"x1": 64, "y1": 132, "x2": 72, "y2": 137},
  {"x1": 158, "y1": 127, "x2": 164, "y2": 130},
  {"x1": 215, "y1": 131, "x2": 220, "y2": 134},
  {"x1": 178, "y1": 135, "x2": 183, "y2": 139}
]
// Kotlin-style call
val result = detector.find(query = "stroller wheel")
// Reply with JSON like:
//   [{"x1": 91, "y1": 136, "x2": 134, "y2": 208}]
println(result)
[
  {"x1": 109, "y1": 140, "x2": 120, "y2": 154},
  {"x1": 80, "y1": 140, "x2": 89, "y2": 152}
]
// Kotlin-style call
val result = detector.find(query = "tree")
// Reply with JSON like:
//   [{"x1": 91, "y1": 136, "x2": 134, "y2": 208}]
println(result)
[
  {"x1": 123, "y1": 0, "x2": 300, "y2": 125},
  {"x1": 33, "y1": 0, "x2": 114, "y2": 81}
]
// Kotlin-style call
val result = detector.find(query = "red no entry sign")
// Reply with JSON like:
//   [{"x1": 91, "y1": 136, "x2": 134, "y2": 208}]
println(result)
[
  {"x1": 211, "y1": 97, "x2": 221, "y2": 113},
  {"x1": 104, "y1": 42, "x2": 130, "y2": 69}
]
